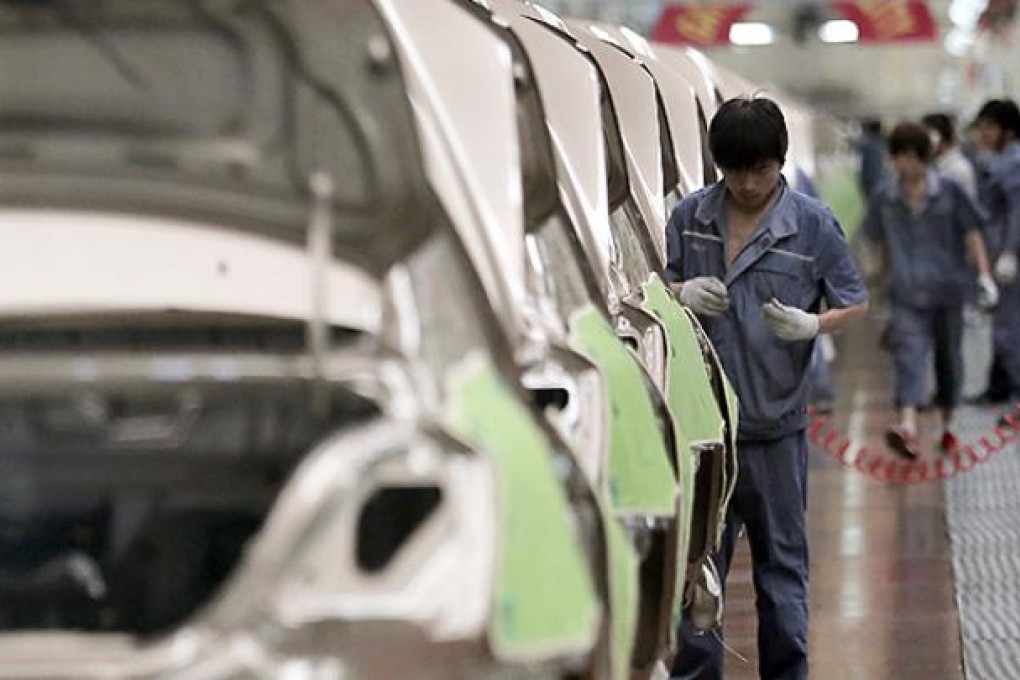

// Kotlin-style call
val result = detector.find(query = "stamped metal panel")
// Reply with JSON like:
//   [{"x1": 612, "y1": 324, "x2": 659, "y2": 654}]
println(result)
[
  {"x1": 568, "y1": 21, "x2": 667, "y2": 269},
  {"x1": 709, "y1": 60, "x2": 759, "y2": 101},
  {"x1": 498, "y1": 9, "x2": 613, "y2": 299},
  {"x1": 594, "y1": 24, "x2": 705, "y2": 198},
  {"x1": 650, "y1": 47, "x2": 721, "y2": 191},
  {"x1": 654, "y1": 46, "x2": 720, "y2": 115},
  {"x1": 775, "y1": 97, "x2": 818, "y2": 183},
  {"x1": 376, "y1": 0, "x2": 526, "y2": 341},
  {"x1": 0, "y1": 211, "x2": 381, "y2": 333}
]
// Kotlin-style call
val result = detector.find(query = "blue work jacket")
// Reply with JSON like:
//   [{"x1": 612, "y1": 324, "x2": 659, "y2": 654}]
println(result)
[
  {"x1": 988, "y1": 142, "x2": 1020, "y2": 256},
  {"x1": 863, "y1": 171, "x2": 983, "y2": 309},
  {"x1": 665, "y1": 180, "x2": 868, "y2": 440}
]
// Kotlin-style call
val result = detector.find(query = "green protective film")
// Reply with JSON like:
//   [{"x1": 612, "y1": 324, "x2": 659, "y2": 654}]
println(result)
[
  {"x1": 569, "y1": 309, "x2": 676, "y2": 516},
  {"x1": 603, "y1": 507, "x2": 639, "y2": 680},
  {"x1": 641, "y1": 276, "x2": 727, "y2": 625},
  {"x1": 444, "y1": 357, "x2": 599, "y2": 661},
  {"x1": 642, "y1": 277, "x2": 726, "y2": 447}
]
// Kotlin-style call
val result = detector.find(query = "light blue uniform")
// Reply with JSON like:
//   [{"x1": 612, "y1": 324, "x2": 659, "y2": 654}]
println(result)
[
  {"x1": 863, "y1": 171, "x2": 984, "y2": 408},
  {"x1": 666, "y1": 179, "x2": 868, "y2": 439},
  {"x1": 665, "y1": 179, "x2": 867, "y2": 680}
]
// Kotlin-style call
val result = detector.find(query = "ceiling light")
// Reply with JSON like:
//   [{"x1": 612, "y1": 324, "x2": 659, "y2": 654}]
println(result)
[
  {"x1": 945, "y1": 27, "x2": 975, "y2": 56},
  {"x1": 729, "y1": 22, "x2": 774, "y2": 46},
  {"x1": 819, "y1": 19, "x2": 859, "y2": 43},
  {"x1": 949, "y1": 0, "x2": 988, "y2": 29}
]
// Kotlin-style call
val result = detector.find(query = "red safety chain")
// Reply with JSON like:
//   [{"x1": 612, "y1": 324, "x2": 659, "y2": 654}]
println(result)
[{"x1": 806, "y1": 403, "x2": 1020, "y2": 484}]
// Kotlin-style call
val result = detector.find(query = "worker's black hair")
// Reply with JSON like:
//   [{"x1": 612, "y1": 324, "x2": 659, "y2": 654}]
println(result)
[
  {"x1": 887, "y1": 121, "x2": 933, "y2": 162},
  {"x1": 861, "y1": 117, "x2": 883, "y2": 136},
  {"x1": 708, "y1": 96, "x2": 788, "y2": 171},
  {"x1": 921, "y1": 112, "x2": 955, "y2": 145},
  {"x1": 975, "y1": 98, "x2": 1020, "y2": 138}
]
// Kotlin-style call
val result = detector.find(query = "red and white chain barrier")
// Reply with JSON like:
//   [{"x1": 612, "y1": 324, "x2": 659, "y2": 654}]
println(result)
[{"x1": 806, "y1": 403, "x2": 1020, "y2": 484}]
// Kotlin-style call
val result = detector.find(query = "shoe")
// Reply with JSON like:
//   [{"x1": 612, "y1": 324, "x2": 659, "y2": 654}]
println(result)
[
  {"x1": 939, "y1": 430, "x2": 960, "y2": 454},
  {"x1": 966, "y1": 390, "x2": 1011, "y2": 407},
  {"x1": 885, "y1": 426, "x2": 920, "y2": 460}
]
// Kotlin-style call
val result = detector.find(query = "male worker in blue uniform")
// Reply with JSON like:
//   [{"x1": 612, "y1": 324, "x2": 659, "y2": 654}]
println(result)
[{"x1": 665, "y1": 96, "x2": 869, "y2": 680}]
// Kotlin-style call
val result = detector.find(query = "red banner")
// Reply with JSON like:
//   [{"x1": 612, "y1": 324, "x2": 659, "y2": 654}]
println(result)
[
  {"x1": 834, "y1": 1, "x2": 937, "y2": 43},
  {"x1": 651, "y1": 5, "x2": 750, "y2": 46}
]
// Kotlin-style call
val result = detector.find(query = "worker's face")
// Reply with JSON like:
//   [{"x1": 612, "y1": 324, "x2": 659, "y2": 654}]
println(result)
[
  {"x1": 975, "y1": 119, "x2": 1005, "y2": 152},
  {"x1": 891, "y1": 151, "x2": 927, "y2": 183},
  {"x1": 722, "y1": 160, "x2": 782, "y2": 212}
]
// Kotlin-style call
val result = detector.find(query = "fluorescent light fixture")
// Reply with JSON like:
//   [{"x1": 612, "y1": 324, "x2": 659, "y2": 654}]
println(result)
[
  {"x1": 945, "y1": 27, "x2": 975, "y2": 56},
  {"x1": 729, "y1": 22, "x2": 774, "y2": 46},
  {"x1": 949, "y1": 0, "x2": 988, "y2": 29},
  {"x1": 819, "y1": 19, "x2": 859, "y2": 43}
]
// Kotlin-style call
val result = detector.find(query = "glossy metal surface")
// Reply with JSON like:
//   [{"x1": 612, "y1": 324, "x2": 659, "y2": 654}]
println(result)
[
  {"x1": 567, "y1": 21, "x2": 668, "y2": 268},
  {"x1": 719, "y1": 322, "x2": 963, "y2": 680},
  {"x1": 376, "y1": 0, "x2": 527, "y2": 343}
]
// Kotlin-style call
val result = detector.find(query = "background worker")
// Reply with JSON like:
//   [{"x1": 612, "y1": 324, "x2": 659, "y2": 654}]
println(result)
[
  {"x1": 922, "y1": 112, "x2": 978, "y2": 199},
  {"x1": 972, "y1": 100, "x2": 1020, "y2": 419},
  {"x1": 665, "y1": 96, "x2": 869, "y2": 680},
  {"x1": 921, "y1": 112, "x2": 985, "y2": 399},
  {"x1": 862, "y1": 122, "x2": 998, "y2": 458},
  {"x1": 858, "y1": 117, "x2": 889, "y2": 201}
]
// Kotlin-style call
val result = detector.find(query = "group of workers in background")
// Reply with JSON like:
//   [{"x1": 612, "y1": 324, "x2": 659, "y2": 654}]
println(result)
[
  {"x1": 857, "y1": 100, "x2": 1020, "y2": 458},
  {"x1": 663, "y1": 94, "x2": 1020, "y2": 679}
]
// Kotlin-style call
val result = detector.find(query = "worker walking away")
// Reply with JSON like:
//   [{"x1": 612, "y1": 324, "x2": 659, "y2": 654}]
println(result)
[{"x1": 863, "y1": 122, "x2": 998, "y2": 458}]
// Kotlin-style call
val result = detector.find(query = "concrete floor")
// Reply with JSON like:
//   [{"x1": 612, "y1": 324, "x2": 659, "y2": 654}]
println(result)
[{"x1": 716, "y1": 313, "x2": 981, "y2": 679}]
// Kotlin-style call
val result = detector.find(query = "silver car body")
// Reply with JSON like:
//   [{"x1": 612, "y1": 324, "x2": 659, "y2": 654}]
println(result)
[
  {"x1": 565, "y1": 10, "x2": 741, "y2": 648},
  {"x1": 0, "y1": 1, "x2": 600, "y2": 678}
]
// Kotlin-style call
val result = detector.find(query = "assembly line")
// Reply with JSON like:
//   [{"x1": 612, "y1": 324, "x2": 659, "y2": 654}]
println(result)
[{"x1": 0, "y1": 1, "x2": 905, "y2": 679}]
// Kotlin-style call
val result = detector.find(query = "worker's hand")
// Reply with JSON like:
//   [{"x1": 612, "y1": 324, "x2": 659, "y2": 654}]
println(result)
[
  {"x1": 996, "y1": 251, "x2": 1018, "y2": 284},
  {"x1": 763, "y1": 298, "x2": 819, "y2": 341},
  {"x1": 678, "y1": 277, "x2": 730, "y2": 317},
  {"x1": 977, "y1": 273, "x2": 1000, "y2": 310}
]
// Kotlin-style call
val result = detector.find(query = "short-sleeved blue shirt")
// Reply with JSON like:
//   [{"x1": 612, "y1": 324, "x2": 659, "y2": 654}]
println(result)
[
  {"x1": 862, "y1": 171, "x2": 984, "y2": 309},
  {"x1": 665, "y1": 179, "x2": 868, "y2": 440}
]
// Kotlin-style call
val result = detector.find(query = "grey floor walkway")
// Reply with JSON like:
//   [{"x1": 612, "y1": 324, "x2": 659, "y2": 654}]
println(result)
[{"x1": 946, "y1": 405, "x2": 1020, "y2": 680}]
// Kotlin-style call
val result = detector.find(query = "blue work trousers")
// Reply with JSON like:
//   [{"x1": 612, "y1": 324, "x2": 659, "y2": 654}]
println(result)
[
  {"x1": 672, "y1": 432, "x2": 809, "y2": 680},
  {"x1": 889, "y1": 304, "x2": 963, "y2": 409},
  {"x1": 994, "y1": 277, "x2": 1020, "y2": 398}
]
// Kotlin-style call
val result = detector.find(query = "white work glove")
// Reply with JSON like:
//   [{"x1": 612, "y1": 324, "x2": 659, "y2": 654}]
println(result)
[
  {"x1": 763, "y1": 298, "x2": 819, "y2": 341},
  {"x1": 996, "y1": 251, "x2": 1018, "y2": 284},
  {"x1": 679, "y1": 277, "x2": 730, "y2": 316},
  {"x1": 977, "y1": 273, "x2": 1000, "y2": 310}
]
